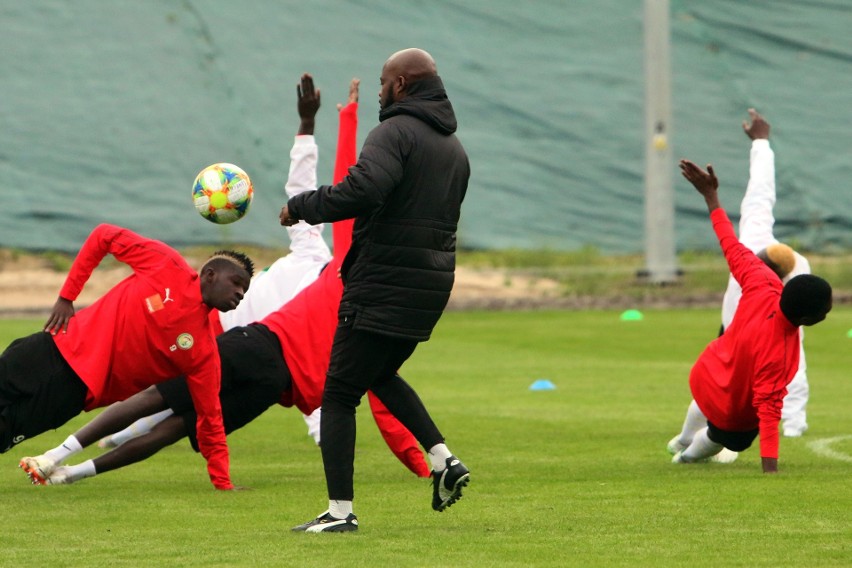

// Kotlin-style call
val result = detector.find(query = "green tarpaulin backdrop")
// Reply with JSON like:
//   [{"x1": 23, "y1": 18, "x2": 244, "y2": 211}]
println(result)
[{"x1": 3, "y1": 1, "x2": 851, "y2": 254}]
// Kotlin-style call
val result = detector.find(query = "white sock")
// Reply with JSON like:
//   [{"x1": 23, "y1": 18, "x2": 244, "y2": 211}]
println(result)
[
  {"x1": 328, "y1": 500, "x2": 353, "y2": 519},
  {"x1": 103, "y1": 409, "x2": 175, "y2": 448},
  {"x1": 64, "y1": 459, "x2": 97, "y2": 482},
  {"x1": 428, "y1": 443, "x2": 453, "y2": 472},
  {"x1": 682, "y1": 427, "x2": 723, "y2": 462},
  {"x1": 676, "y1": 400, "x2": 707, "y2": 447},
  {"x1": 44, "y1": 435, "x2": 83, "y2": 464}
]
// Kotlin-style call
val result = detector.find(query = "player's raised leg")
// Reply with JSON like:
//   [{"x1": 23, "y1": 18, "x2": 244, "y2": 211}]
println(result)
[{"x1": 369, "y1": 373, "x2": 469, "y2": 512}]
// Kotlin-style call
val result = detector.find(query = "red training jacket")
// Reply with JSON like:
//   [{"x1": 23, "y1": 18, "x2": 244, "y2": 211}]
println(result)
[
  {"x1": 690, "y1": 209, "x2": 800, "y2": 459},
  {"x1": 53, "y1": 224, "x2": 231, "y2": 489}
]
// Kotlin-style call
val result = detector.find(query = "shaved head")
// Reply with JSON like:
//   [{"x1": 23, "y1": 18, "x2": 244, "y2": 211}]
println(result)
[
  {"x1": 379, "y1": 48, "x2": 438, "y2": 110},
  {"x1": 384, "y1": 48, "x2": 437, "y2": 82}
]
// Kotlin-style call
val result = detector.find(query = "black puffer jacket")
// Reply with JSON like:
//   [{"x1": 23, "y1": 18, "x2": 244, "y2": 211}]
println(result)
[{"x1": 287, "y1": 75, "x2": 469, "y2": 341}]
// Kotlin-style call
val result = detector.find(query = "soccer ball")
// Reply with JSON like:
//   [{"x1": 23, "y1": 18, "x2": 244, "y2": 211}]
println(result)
[{"x1": 192, "y1": 163, "x2": 253, "y2": 224}]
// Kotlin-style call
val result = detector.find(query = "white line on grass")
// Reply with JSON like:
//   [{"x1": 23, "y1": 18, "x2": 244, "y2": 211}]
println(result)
[{"x1": 806, "y1": 435, "x2": 852, "y2": 463}]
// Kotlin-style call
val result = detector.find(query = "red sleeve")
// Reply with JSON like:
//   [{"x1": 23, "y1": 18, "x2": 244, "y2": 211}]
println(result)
[
  {"x1": 60, "y1": 224, "x2": 184, "y2": 301},
  {"x1": 331, "y1": 102, "x2": 357, "y2": 258},
  {"x1": 368, "y1": 391, "x2": 430, "y2": 478},
  {"x1": 752, "y1": 357, "x2": 787, "y2": 460},
  {"x1": 711, "y1": 209, "x2": 779, "y2": 292},
  {"x1": 184, "y1": 326, "x2": 232, "y2": 489}
]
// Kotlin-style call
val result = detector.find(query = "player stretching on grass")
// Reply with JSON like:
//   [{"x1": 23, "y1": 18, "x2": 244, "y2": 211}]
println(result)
[
  {"x1": 669, "y1": 159, "x2": 831, "y2": 473},
  {"x1": 93, "y1": 75, "x2": 428, "y2": 478},
  {"x1": 669, "y1": 109, "x2": 816, "y2": 463},
  {"x1": 0, "y1": 226, "x2": 253, "y2": 490},
  {"x1": 719, "y1": 109, "x2": 813, "y2": 438},
  {"x1": 22, "y1": 75, "x2": 429, "y2": 487}
]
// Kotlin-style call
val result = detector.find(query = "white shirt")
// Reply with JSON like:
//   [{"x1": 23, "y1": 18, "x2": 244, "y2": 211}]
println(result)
[
  {"x1": 217, "y1": 135, "x2": 331, "y2": 330},
  {"x1": 721, "y1": 139, "x2": 810, "y2": 328}
]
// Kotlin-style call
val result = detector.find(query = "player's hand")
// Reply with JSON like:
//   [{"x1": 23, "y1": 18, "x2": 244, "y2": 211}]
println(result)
[
  {"x1": 279, "y1": 205, "x2": 298, "y2": 227},
  {"x1": 679, "y1": 159, "x2": 721, "y2": 212},
  {"x1": 337, "y1": 77, "x2": 360, "y2": 111},
  {"x1": 679, "y1": 160, "x2": 718, "y2": 194},
  {"x1": 44, "y1": 296, "x2": 75, "y2": 335},
  {"x1": 742, "y1": 108, "x2": 770, "y2": 140},
  {"x1": 297, "y1": 73, "x2": 320, "y2": 135}
]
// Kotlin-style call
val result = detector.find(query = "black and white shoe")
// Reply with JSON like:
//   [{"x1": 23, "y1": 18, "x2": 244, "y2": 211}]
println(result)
[
  {"x1": 292, "y1": 511, "x2": 359, "y2": 533},
  {"x1": 431, "y1": 456, "x2": 470, "y2": 512}
]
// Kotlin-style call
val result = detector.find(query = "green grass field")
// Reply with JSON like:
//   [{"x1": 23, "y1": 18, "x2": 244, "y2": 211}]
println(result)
[{"x1": 1, "y1": 309, "x2": 850, "y2": 567}]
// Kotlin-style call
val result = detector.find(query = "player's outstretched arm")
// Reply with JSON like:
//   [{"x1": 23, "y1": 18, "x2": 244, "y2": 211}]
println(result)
[
  {"x1": 742, "y1": 108, "x2": 770, "y2": 140},
  {"x1": 679, "y1": 159, "x2": 721, "y2": 213},
  {"x1": 297, "y1": 73, "x2": 320, "y2": 136},
  {"x1": 738, "y1": 108, "x2": 776, "y2": 251},
  {"x1": 336, "y1": 77, "x2": 360, "y2": 111}
]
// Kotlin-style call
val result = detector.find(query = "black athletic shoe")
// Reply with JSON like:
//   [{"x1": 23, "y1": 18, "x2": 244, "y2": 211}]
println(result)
[
  {"x1": 291, "y1": 511, "x2": 359, "y2": 533},
  {"x1": 431, "y1": 455, "x2": 470, "y2": 512}
]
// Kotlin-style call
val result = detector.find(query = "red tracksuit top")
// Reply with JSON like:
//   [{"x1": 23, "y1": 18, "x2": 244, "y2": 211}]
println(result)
[
  {"x1": 53, "y1": 224, "x2": 231, "y2": 488},
  {"x1": 690, "y1": 209, "x2": 800, "y2": 459},
  {"x1": 265, "y1": 101, "x2": 356, "y2": 418},
  {"x1": 261, "y1": 256, "x2": 342, "y2": 415}
]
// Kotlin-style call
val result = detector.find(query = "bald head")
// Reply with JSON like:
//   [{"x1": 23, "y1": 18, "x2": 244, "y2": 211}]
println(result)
[
  {"x1": 379, "y1": 48, "x2": 438, "y2": 110},
  {"x1": 385, "y1": 48, "x2": 437, "y2": 82}
]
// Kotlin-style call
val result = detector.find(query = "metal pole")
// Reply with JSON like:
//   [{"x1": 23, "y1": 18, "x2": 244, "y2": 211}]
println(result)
[{"x1": 642, "y1": 0, "x2": 679, "y2": 284}]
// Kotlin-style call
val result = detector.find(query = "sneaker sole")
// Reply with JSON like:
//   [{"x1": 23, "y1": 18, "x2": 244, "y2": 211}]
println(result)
[
  {"x1": 305, "y1": 523, "x2": 358, "y2": 533},
  {"x1": 435, "y1": 472, "x2": 470, "y2": 512},
  {"x1": 19, "y1": 458, "x2": 50, "y2": 485}
]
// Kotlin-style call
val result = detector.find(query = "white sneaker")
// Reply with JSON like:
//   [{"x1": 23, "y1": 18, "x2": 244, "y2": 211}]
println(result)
[
  {"x1": 783, "y1": 424, "x2": 808, "y2": 438},
  {"x1": 19, "y1": 455, "x2": 57, "y2": 485},
  {"x1": 710, "y1": 448, "x2": 738, "y2": 464},
  {"x1": 46, "y1": 466, "x2": 74, "y2": 485},
  {"x1": 666, "y1": 436, "x2": 688, "y2": 456},
  {"x1": 671, "y1": 450, "x2": 691, "y2": 464},
  {"x1": 291, "y1": 511, "x2": 358, "y2": 533}
]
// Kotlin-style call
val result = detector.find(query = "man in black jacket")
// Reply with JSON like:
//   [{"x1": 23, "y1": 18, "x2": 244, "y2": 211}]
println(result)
[{"x1": 281, "y1": 48, "x2": 470, "y2": 533}]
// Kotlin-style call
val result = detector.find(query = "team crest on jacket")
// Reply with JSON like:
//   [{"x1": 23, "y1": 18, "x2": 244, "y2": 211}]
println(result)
[{"x1": 176, "y1": 333, "x2": 194, "y2": 350}]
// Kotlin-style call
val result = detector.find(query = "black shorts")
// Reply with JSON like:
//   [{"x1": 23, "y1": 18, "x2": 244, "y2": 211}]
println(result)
[
  {"x1": 0, "y1": 332, "x2": 87, "y2": 453},
  {"x1": 156, "y1": 324, "x2": 291, "y2": 451},
  {"x1": 707, "y1": 421, "x2": 759, "y2": 452}
]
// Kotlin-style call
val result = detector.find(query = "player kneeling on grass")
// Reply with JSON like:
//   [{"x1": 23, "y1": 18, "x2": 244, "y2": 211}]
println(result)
[{"x1": 668, "y1": 160, "x2": 831, "y2": 473}]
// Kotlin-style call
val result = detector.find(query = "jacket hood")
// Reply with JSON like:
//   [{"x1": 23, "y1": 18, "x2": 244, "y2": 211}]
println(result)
[{"x1": 379, "y1": 75, "x2": 458, "y2": 135}]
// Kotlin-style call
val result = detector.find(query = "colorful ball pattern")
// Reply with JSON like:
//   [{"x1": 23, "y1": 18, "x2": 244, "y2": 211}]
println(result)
[{"x1": 192, "y1": 163, "x2": 253, "y2": 224}]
